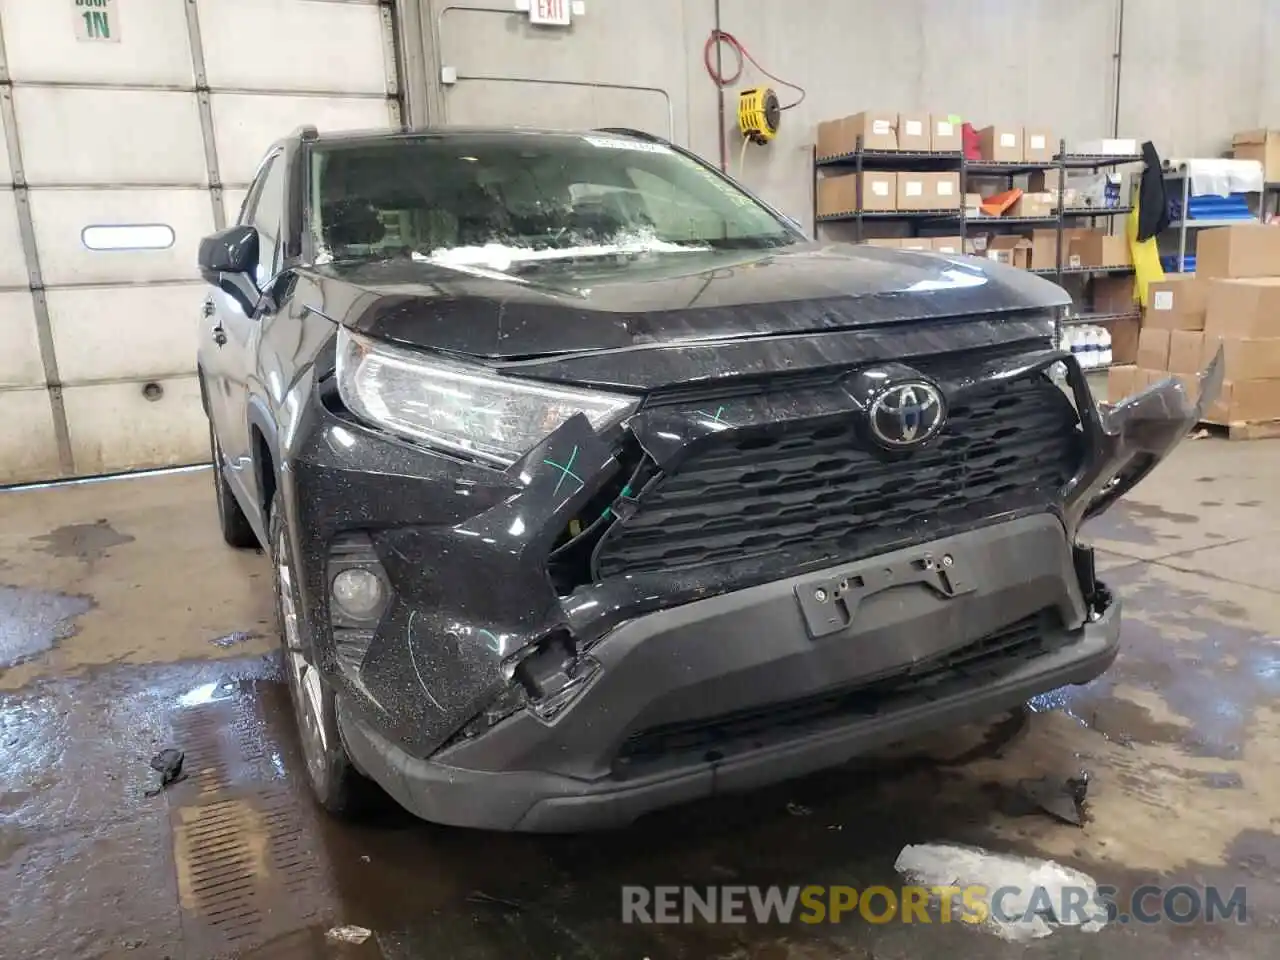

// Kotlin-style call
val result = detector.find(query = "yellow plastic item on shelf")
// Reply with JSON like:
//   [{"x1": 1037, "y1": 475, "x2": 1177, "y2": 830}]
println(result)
[{"x1": 1127, "y1": 204, "x2": 1165, "y2": 307}]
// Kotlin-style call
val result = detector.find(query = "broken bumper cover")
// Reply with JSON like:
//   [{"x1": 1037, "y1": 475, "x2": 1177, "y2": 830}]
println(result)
[
  {"x1": 1067, "y1": 347, "x2": 1224, "y2": 524},
  {"x1": 336, "y1": 513, "x2": 1121, "y2": 832}
]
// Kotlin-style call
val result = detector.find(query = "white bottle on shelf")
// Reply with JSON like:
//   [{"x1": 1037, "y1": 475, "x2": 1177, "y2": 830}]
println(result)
[
  {"x1": 1084, "y1": 327, "x2": 1101, "y2": 369},
  {"x1": 1080, "y1": 327, "x2": 1094, "y2": 368},
  {"x1": 1098, "y1": 326, "x2": 1112, "y2": 367},
  {"x1": 1064, "y1": 327, "x2": 1080, "y2": 365}
]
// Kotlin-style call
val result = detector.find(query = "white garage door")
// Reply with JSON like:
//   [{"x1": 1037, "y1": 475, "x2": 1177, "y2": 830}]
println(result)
[{"x1": 0, "y1": 0, "x2": 401, "y2": 485}]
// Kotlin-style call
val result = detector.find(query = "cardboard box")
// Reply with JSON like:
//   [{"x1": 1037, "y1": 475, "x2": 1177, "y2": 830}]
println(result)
[
  {"x1": 1167, "y1": 330, "x2": 1205, "y2": 374},
  {"x1": 985, "y1": 235, "x2": 1032, "y2": 269},
  {"x1": 1206, "y1": 379, "x2": 1280, "y2": 424},
  {"x1": 977, "y1": 125, "x2": 1022, "y2": 163},
  {"x1": 897, "y1": 172, "x2": 931, "y2": 210},
  {"x1": 1232, "y1": 129, "x2": 1280, "y2": 183},
  {"x1": 1093, "y1": 275, "x2": 1137, "y2": 314},
  {"x1": 1076, "y1": 138, "x2": 1139, "y2": 156},
  {"x1": 927, "y1": 172, "x2": 961, "y2": 209},
  {"x1": 965, "y1": 234, "x2": 988, "y2": 255},
  {"x1": 897, "y1": 113, "x2": 930, "y2": 151},
  {"x1": 1010, "y1": 192, "x2": 1056, "y2": 218},
  {"x1": 1136, "y1": 327, "x2": 1171, "y2": 369},
  {"x1": 1202, "y1": 335, "x2": 1280, "y2": 381},
  {"x1": 816, "y1": 111, "x2": 898, "y2": 158},
  {"x1": 930, "y1": 114, "x2": 962, "y2": 152},
  {"x1": 1106, "y1": 364, "x2": 1138, "y2": 402},
  {"x1": 862, "y1": 238, "x2": 902, "y2": 248},
  {"x1": 1023, "y1": 128, "x2": 1054, "y2": 162},
  {"x1": 1070, "y1": 232, "x2": 1131, "y2": 268},
  {"x1": 817, "y1": 172, "x2": 897, "y2": 215},
  {"x1": 1030, "y1": 228, "x2": 1091, "y2": 270},
  {"x1": 1196, "y1": 225, "x2": 1280, "y2": 279},
  {"x1": 964, "y1": 192, "x2": 984, "y2": 215},
  {"x1": 1105, "y1": 316, "x2": 1140, "y2": 364},
  {"x1": 899, "y1": 238, "x2": 932, "y2": 252},
  {"x1": 1144, "y1": 275, "x2": 1207, "y2": 330},
  {"x1": 931, "y1": 235, "x2": 963, "y2": 255},
  {"x1": 1028, "y1": 169, "x2": 1063, "y2": 193},
  {"x1": 1205, "y1": 277, "x2": 1280, "y2": 338}
]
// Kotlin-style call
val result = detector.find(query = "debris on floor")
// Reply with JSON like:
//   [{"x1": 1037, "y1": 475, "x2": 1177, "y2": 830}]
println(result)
[
  {"x1": 894, "y1": 842, "x2": 1107, "y2": 941},
  {"x1": 1018, "y1": 770, "x2": 1091, "y2": 826},
  {"x1": 210, "y1": 630, "x2": 260, "y2": 648},
  {"x1": 785, "y1": 801, "x2": 812, "y2": 816},
  {"x1": 466, "y1": 891, "x2": 523, "y2": 911},
  {"x1": 144, "y1": 747, "x2": 186, "y2": 797},
  {"x1": 325, "y1": 926, "x2": 372, "y2": 944}
]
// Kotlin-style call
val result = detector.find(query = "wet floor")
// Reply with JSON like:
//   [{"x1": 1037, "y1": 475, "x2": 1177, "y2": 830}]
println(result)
[{"x1": 3, "y1": 442, "x2": 1280, "y2": 959}]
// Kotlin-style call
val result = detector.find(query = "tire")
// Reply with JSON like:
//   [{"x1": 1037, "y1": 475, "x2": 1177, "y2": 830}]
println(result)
[
  {"x1": 269, "y1": 492, "x2": 377, "y2": 817},
  {"x1": 210, "y1": 419, "x2": 259, "y2": 549}
]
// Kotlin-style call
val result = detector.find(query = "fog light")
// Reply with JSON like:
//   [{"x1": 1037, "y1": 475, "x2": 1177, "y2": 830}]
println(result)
[{"x1": 331, "y1": 568, "x2": 384, "y2": 620}]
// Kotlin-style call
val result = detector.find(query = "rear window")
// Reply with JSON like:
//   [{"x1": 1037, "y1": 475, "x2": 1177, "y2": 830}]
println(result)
[{"x1": 307, "y1": 133, "x2": 800, "y2": 270}]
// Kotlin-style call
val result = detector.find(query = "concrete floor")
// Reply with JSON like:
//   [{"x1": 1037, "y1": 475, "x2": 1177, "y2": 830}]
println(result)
[{"x1": 2, "y1": 441, "x2": 1280, "y2": 959}]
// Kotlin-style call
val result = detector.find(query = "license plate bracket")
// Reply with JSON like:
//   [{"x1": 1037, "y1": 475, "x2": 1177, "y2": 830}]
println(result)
[{"x1": 795, "y1": 548, "x2": 976, "y2": 639}]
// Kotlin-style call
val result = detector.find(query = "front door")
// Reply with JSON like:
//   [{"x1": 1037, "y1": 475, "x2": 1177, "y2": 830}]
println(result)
[{"x1": 204, "y1": 150, "x2": 284, "y2": 505}]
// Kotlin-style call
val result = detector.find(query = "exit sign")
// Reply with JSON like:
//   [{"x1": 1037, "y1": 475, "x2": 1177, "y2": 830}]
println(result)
[{"x1": 529, "y1": 0, "x2": 571, "y2": 26}]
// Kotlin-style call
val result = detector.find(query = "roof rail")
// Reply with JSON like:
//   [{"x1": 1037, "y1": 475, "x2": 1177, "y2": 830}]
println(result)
[{"x1": 293, "y1": 124, "x2": 320, "y2": 142}]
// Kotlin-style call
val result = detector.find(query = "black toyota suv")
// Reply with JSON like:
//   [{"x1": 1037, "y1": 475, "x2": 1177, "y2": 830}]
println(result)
[{"x1": 198, "y1": 125, "x2": 1219, "y2": 831}]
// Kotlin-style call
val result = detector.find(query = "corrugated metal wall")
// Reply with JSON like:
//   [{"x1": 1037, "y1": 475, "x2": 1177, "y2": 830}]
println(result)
[{"x1": 406, "y1": 0, "x2": 1280, "y2": 233}]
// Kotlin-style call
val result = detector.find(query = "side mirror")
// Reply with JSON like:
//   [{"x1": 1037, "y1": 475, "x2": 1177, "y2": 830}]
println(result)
[
  {"x1": 199, "y1": 225, "x2": 262, "y2": 315},
  {"x1": 198, "y1": 225, "x2": 258, "y2": 283}
]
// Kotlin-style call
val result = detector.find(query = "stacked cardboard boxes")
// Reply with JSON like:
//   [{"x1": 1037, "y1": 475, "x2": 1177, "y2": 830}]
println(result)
[
  {"x1": 816, "y1": 111, "x2": 962, "y2": 159},
  {"x1": 972, "y1": 227, "x2": 1132, "y2": 272},
  {"x1": 973, "y1": 125, "x2": 1055, "y2": 164},
  {"x1": 1107, "y1": 225, "x2": 1280, "y2": 426},
  {"x1": 817, "y1": 170, "x2": 961, "y2": 217}
]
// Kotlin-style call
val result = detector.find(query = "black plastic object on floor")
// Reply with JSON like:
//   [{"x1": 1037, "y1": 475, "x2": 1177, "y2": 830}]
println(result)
[
  {"x1": 1018, "y1": 770, "x2": 1091, "y2": 826},
  {"x1": 145, "y1": 747, "x2": 187, "y2": 797}
]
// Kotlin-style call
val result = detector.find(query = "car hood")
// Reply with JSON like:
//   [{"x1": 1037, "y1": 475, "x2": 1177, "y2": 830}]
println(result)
[{"x1": 305, "y1": 241, "x2": 1068, "y2": 360}]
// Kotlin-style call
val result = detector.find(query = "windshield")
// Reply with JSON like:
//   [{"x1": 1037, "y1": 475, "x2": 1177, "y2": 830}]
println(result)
[{"x1": 307, "y1": 132, "x2": 800, "y2": 271}]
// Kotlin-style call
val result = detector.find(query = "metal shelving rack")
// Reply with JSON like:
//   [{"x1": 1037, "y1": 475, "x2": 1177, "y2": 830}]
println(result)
[
  {"x1": 1161, "y1": 163, "x2": 1262, "y2": 272},
  {"x1": 813, "y1": 138, "x2": 1143, "y2": 364}
]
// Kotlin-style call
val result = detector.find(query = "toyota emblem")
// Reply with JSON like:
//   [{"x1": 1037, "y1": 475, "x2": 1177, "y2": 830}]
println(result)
[{"x1": 868, "y1": 381, "x2": 946, "y2": 449}]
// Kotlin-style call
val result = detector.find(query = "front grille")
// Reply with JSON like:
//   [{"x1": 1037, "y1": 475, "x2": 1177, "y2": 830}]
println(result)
[
  {"x1": 594, "y1": 374, "x2": 1081, "y2": 578},
  {"x1": 616, "y1": 608, "x2": 1059, "y2": 764}
]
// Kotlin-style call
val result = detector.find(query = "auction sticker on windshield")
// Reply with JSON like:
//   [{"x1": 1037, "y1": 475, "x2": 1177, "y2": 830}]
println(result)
[{"x1": 582, "y1": 136, "x2": 672, "y2": 154}]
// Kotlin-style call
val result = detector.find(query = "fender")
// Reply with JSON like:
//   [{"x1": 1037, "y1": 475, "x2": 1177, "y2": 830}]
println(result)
[{"x1": 244, "y1": 392, "x2": 282, "y2": 543}]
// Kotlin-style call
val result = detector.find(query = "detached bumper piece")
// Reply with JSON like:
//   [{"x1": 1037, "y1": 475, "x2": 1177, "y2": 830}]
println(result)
[
  {"x1": 1067, "y1": 346, "x2": 1224, "y2": 524},
  {"x1": 337, "y1": 514, "x2": 1119, "y2": 832}
]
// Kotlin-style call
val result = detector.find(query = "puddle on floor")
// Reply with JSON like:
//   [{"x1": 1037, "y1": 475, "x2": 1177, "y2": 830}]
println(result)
[
  {"x1": 0, "y1": 584, "x2": 94, "y2": 669},
  {"x1": 30, "y1": 519, "x2": 135, "y2": 561}
]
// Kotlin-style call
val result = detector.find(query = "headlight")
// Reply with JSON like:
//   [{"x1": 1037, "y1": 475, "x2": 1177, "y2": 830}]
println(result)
[{"x1": 335, "y1": 327, "x2": 638, "y2": 467}]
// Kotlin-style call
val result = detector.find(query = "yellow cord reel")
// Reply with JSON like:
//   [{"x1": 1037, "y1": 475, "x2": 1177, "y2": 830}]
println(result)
[{"x1": 738, "y1": 86, "x2": 781, "y2": 144}]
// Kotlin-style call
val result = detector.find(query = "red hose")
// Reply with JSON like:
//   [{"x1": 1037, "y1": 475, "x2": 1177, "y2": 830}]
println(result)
[{"x1": 703, "y1": 29, "x2": 805, "y2": 109}]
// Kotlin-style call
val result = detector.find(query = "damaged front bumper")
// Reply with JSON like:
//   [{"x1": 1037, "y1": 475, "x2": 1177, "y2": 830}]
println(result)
[
  {"x1": 282, "y1": 345, "x2": 1221, "y2": 829},
  {"x1": 333, "y1": 513, "x2": 1123, "y2": 831}
]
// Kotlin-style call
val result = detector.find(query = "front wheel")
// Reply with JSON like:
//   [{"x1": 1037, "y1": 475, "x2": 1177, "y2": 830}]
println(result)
[
  {"x1": 210, "y1": 419, "x2": 258, "y2": 549},
  {"x1": 269, "y1": 493, "x2": 377, "y2": 817}
]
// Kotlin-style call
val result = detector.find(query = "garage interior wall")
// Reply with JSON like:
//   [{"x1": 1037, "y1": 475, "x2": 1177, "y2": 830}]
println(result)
[{"x1": 414, "y1": 0, "x2": 1280, "y2": 235}]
